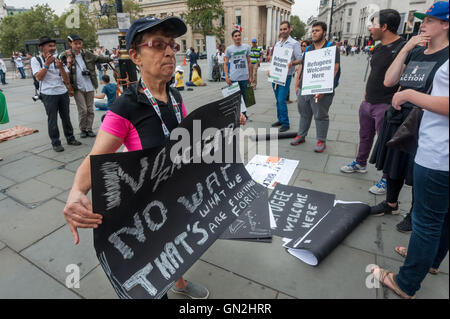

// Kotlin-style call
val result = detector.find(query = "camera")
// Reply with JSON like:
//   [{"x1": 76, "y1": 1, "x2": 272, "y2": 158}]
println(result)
[{"x1": 82, "y1": 70, "x2": 91, "y2": 76}]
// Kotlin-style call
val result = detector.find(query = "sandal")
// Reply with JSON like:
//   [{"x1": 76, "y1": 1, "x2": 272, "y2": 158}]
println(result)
[
  {"x1": 371, "y1": 265, "x2": 416, "y2": 299},
  {"x1": 395, "y1": 246, "x2": 407, "y2": 258},
  {"x1": 429, "y1": 268, "x2": 440, "y2": 275}
]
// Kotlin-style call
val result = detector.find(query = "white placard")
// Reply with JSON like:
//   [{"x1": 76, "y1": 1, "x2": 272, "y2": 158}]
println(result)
[
  {"x1": 301, "y1": 46, "x2": 336, "y2": 95},
  {"x1": 221, "y1": 82, "x2": 246, "y2": 113},
  {"x1": 117, "y1": 13, "x2": 131, "y2": 31},
  {"x1": 268, "y1": 46, "x2": 293, "y2": 86},
  {"x1": 245, "y1": 155, "x2": 299, "y2": 189}
]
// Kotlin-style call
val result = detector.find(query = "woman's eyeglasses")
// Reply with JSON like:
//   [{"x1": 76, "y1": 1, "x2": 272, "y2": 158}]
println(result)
[{"x1": 137, "y1": 39, "x2": 181, "y2": 53}]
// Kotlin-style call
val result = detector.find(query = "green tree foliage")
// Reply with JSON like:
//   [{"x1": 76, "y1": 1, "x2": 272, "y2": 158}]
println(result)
[
  {"x1": 0, "y1": 4, "x2": 58, "y2": 54},
  {"x1": 56, "y1": 4, "x2": 98, "y2": 50},
  {"x1": 290, "y1": 15, "x2": 306, "y2": 40},
  {"x1": 185, "y1": 0, "x2": 225, "y2": 41}
]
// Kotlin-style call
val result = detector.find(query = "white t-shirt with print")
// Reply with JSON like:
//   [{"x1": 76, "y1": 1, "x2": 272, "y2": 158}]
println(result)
[{"x1": 415, "y1": 59, "x2": 449, "y2": 171}]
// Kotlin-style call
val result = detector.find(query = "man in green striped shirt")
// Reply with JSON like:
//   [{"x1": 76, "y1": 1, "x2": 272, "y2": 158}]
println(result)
[{"x1": 250, "y1": 38, "x2": 263, "y2": 89}]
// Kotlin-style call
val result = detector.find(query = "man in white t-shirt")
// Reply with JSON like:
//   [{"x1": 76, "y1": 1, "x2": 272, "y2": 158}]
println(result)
[
  {"x1": 14, "y1": 53, "x2": 26, "y2": 79},
  {"x1": 31, "y1": 36, "x2": 81, "y2": 152},
  {"x1": 224, "y1": 30, "x2": 253, "y2": 119}
]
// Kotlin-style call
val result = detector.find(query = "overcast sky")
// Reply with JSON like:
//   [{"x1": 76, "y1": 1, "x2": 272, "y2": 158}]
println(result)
[{"x1": 6, "y1": 0, "x2": 319, "y2": 23}]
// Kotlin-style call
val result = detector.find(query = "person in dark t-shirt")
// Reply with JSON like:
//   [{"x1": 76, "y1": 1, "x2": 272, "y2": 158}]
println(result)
[{"x1": 340, "y1": 9, "x2": 406, "y2": 197}]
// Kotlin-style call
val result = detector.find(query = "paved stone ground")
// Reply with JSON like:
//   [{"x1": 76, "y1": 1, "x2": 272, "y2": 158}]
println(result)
[{"x1": 0, "y1": 54, "x2": 448, "y2": 299}]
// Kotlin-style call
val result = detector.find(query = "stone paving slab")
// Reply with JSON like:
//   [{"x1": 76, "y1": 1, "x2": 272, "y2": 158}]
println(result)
[
  {"x1": 0, "y1": 175, "x2": 16, "y2": 190},
  {"x1": 76, "y1": 265, "x2": 119, "y2": 299},
  {"x1": 21, "y1": 226, "x2": 99, "y2": 284},
  {"x1": 0, "y1": 199, "x2": 66, "y2": 252},
  {"x1": 168, "y1": 260, "x2": 279, "y2": 299},
  {"x1": 0, "y1": 248, "x2": 80, "y2": 299},
  {"x1": 37, "y1": 145, "x2": 91, "y2": 164},
  {"x1": 35, "y1": 168, "x2": 76, "y2": 191},
  {"x1": 201, "y1": 237, "x2": 376, "y2": 299},
  {"x1": 0, "y1": 240, "x2": 5, "y2": 250},
  {"x1": 0, "y1": 155, "x2": 63, "y2": 183},
  {"x1": 6, "y1": 178, "x2": 64, "y2": 206},
  {"x1": 293, "y1": 169, "x2": 376, "y2": 206}
]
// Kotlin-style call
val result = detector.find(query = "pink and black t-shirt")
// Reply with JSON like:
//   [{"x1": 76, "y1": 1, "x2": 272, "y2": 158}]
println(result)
[{"x1": 100, "y1": 83, "x2": 187, "y2": 151}]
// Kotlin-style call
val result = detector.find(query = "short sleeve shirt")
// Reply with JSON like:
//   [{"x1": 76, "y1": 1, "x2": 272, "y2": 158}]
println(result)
[
  {"x1": 274, "y1": 36, "x2": 303, "y2": 76},
  {"x1": 31, "y1": 56, "x2": 69, "y2": 95},
  {"x1": 225, "y1": 44, "x2": 251, "y2": 82},
  {"x1": 75, "y1": 53, "x2": 95, "y2": 92},
  {"x1": 100, "y1": 83, "x2": 185, "y2": 151},
  {"x1": 101, "y1": 83, "x2": 117, "y2": 107}
]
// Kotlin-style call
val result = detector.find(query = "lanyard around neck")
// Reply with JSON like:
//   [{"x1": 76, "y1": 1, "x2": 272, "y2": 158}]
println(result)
[{"x1": 139, "y1": 79, "x2": 182, "y2": 137}]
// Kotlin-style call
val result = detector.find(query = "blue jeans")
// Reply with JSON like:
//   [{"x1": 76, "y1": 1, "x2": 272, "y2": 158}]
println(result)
[
  {"x1": 237, "y1": 80, "x2": 248, "y2": 101},
  {"x1": 396, "y1": 163, "x2": 449, "y2": 296},
  {"x1": 95, "y1": 100, "x2": 109, "y2": 111},
  {"x1": 0, "y1": 70, "x2": 5, "y2": 84},
  {"x1": 18, "y1": 67, "x2": 26, "y2": 79},
  {"x1": 272, "y1": 75, "x2": 292, "y2": 127}
]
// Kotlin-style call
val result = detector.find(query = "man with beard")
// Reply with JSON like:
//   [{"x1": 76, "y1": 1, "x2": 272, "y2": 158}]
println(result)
[{"x1": 292, "y1": 22, "x2": 340, "y2": 153}]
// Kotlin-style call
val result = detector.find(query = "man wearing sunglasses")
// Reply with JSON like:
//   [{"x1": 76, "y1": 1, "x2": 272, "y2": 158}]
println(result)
[{"x1": 270, "y1": 21, "x2": 303, "y2": 133}]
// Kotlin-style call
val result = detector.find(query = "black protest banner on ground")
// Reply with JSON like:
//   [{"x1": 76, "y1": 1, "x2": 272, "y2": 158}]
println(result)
[
  {"x1": 268, "y1": 184, "x2": 335, "y2": 239},
  {"x1": 220, "y1": 183, "x2": 272, "y2": 242},
  {"x1": 285, "y1": 202, "x2": 370, "y2": 266},
  {"x1": 90, "y1": 92, "x2": 261, "y2": 299}
]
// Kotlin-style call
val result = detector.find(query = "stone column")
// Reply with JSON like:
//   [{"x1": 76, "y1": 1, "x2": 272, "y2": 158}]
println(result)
[
  {"x1": 272, "y1": 7, "x2": 277, "y2": 45},
  {"x1": 277, "y1": 7, "x2": 281, "y2": 30},
  {"x1": 266, "y1": 5, "x2": 273, "y2": 48}
]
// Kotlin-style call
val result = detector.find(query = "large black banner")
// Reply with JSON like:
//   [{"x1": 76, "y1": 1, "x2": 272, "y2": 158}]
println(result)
[{"x1": 90, "y1": 92, "x2": 261, "y2": 299}]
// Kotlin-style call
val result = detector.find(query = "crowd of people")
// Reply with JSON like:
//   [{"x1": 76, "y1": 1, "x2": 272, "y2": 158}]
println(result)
[{"x1": 0, "y1": 1, "x2": 448, "y2": 300}]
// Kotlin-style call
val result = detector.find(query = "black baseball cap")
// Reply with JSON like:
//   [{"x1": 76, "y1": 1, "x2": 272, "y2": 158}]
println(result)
[
  {"x1": 125, "y1": 16, "x2": 187, "y2": 50},
  {"x1": 67, "y1": 34, "x2": 83, "y2": 42},
  {"x1": 39, "y1": 36, "x2": 56, "y2": 47}
]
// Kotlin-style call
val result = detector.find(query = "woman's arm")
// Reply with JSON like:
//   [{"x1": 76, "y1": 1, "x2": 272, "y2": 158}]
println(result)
[
  {"x1": 392, "y1": 89, "x2": 449, "y2": 117},
  {"x1": 63, "y1": 130, "x2": 124, "y2": 244}
]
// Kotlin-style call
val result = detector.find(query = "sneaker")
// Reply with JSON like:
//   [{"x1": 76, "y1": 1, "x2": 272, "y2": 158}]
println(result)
[
  {"x1": 341, "y1": 161, "x2": 368, "y2": 174},
  {"x1": 279, "y1": 126, "x2": 290, "y2": 133},
  {"x1": 369, "y1": 178, "x2": 387, "y2": 195},
  {"x1": 396, "y1": 213, "x2": 412, "y2": 233},
  {"x1": 290, "y1": 135, "x2": 306, "y2": 146},
  {"x1": 67, "y1": 139, "x2": 82, "y2": 146},
  {"x1": 53, "y1": 145, "x2": 65, "y2": 152},
  {"x1": 314, "y1": 140, "x2": 326, "y2": 153},
  {"x1": 170, "y1": 281, "x2": 210, "y2": 299},
  {"x1": 370, "y1": 200, "x2": 399, "y2": 216},
  {"x1": 271, "y1": 121, "x2": 282, "y2": 127},
  {"x1": 80, "y1": 131, "x2": 88, "y2": 138},
  {"x1": 86, "y1": 130, "x2": 96, "y2": 137}
]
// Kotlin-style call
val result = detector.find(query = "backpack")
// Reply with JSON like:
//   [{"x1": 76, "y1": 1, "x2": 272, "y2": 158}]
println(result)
[
  {"x1": 304, "y1": 42, "x2": 341, "y2": 88},
  {"x1": 32, "y1": 56, "x2": 44, "y2": 91},
  {"x1": 212, "y1": 62, "x2": 220, "y2": 82}
]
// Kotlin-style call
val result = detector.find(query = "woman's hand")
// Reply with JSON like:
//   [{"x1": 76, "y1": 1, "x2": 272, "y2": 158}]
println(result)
[
  {"x1": 63, "y1": 190, "x2": 103, "y2": 245},
  {"x1": 404, "y1": 34, "x2": 431, "y2": 52},
  {"x1": 392, "y1": 89, "x2": 414, "y2": 110},
  {"x1": 239, "y1": 113, "x2": 247, "y2": 126}
]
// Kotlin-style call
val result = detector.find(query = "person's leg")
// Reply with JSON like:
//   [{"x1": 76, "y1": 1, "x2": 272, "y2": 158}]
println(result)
[
  {"x1": 396, "y1": 163, "x2": 449, "y2": 296},
  {"x1": 277, "y1": 76, "x2": 291, "y2": 128},
  {"x1": 0, "y1": 70, "x2": 5, "y2": 84},
  {"x1": 85, "y1": 91, "x2": 95, "y2": 134},
  {"x1": 252, "y1": 64, "x2": 258, "y2": 88},
  {"x1": 41, "y1": 94, "x2": 61, "y2": 146},
  {"x1": 94, "y1": 100, "x2": 109, "y2": 111},
  {"x1": 432, "y1": 208, "x2": 449, "y2": 270},
  {"x1": 74, "y1": 90, "x2": 88, "y2": 134},
  {"x1": 297, "y1": 95, "x2": 313, "y2": 137},
  {"x1": 355, "y1": 101, "x2": 376, "y2": 167},
  {"x1": 312, "y1": 94, "x2": 333, "y2": 141},
  {"x1": 370, "y1": 176, "x2": 403, "y2": 216},
  {"x1": 57, "y1": 93, "x2": 76, "y2": 143},
  {"x1": 189, "y1": 64, "x2": 193, "y2": 81},
  {"x1": 238, "y1": 80, "x2": 249, "y2": 119},
  {"x1": 186, "y1": 81, "x2": 197, "y2": 87},
  {"x1": 19, "y1": 67, "x2": 26, "y2": 79}
]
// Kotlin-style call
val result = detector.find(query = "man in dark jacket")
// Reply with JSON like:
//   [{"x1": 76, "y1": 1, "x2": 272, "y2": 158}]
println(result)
[
  {"x1": 61, "y1": 34, "x2": 112, "y2": 138},
  {"x1": 188, "y1": 47, "x2": 198, "y2": 81}
]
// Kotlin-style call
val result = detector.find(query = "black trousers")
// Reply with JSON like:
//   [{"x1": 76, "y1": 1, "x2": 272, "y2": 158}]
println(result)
[
  {"x1": 41, "y1": 93, "x2": 75, "y2": 146},
  {"x1": 386, "y1": 176, "x2": 414, "y2": 214}
]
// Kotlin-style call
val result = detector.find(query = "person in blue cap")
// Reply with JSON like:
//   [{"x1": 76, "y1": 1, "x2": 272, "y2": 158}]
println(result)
[
  {"x1": 249, "y1": 38, "x2": 263, "y2": 89},
  {"x1": 63, "y1": 16, "x2": 245, "y2": 300},
  {"x1": 370, "y1": 1, "x2": 449, "y2": 299}
]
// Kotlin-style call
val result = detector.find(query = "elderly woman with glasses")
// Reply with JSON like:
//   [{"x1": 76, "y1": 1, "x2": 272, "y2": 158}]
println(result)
[{"x1": 62, "y1": 16, "x2": 242, "y2": 300}]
